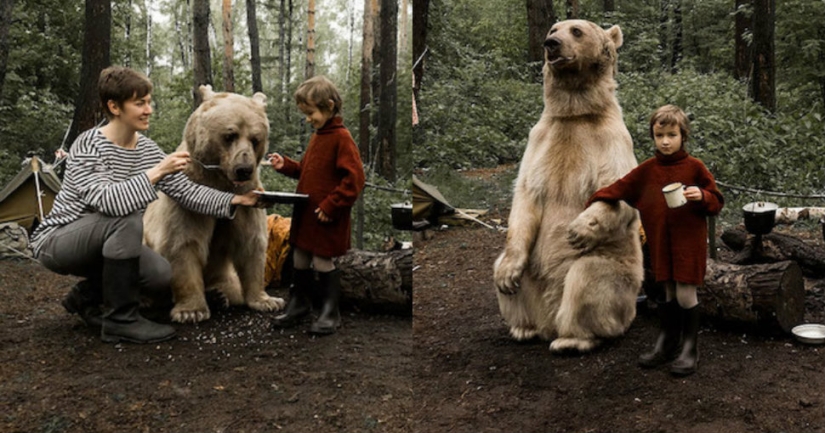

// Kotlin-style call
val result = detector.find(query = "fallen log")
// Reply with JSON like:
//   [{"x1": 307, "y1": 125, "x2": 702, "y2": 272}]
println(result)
[
  {"x1": 720, "y1": 227, "x2": 825, "y2": 277},
  {"x1": 334, "y1": 248, "x2": 412, "y2": 316},
  {"x1": 700, "y1": 259, "x2": 805, "y2": 333},
  {"x1": 774, "y1": 207, "x2": 825, "y2": 225}
]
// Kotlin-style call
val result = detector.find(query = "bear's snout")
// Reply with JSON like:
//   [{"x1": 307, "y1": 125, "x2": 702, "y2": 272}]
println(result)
[
  {"x1": 234, "y1": 164, "x2": 255, "y2": 181},
  {"x1": 544, "y1": 37, "x2": 561, "y2": 52}
]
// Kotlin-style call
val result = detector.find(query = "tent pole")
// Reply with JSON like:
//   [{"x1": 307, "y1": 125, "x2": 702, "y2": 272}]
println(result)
[{"x1": 31, "y1": 157, "x2": 45, "y2": 221}]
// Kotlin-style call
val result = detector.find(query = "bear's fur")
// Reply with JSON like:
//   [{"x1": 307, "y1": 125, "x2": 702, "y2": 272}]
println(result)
[
  {"x1": 493, "y1": 20, "x2": 643, "y2": 353},
  {"x1": 143, "y1": 85, "x2": 285, "y2": 323}
]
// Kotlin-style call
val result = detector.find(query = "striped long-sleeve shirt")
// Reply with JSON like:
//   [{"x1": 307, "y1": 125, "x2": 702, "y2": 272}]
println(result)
[{"x1": 30, "y1": 128, "x2": 236, "y2": 256}]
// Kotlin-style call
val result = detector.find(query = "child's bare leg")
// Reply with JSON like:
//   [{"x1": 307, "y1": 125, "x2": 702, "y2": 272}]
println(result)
[{"x1": 675, "y1": 282, "x2": 698, "y2": 308}]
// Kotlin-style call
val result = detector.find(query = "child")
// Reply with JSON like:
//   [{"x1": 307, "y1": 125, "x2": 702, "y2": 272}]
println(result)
[
  {"x1": 586, "y1": 104, "x2": 724, "y2": 376},
  {"x1": 268, "y1": 75, "x2": 366, "y2": 335},
  {"x1": 30, "y1": 66, "x2": 262, "y2": 344}
]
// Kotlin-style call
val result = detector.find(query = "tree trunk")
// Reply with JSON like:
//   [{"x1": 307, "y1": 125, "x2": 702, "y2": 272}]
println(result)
[
  {"x1": 412, "y1": 0, "x2": 428, "y2": 101},
  {"x1": 603, "y1": 0, "x2": 614, "y2": 13},
  {"x1": 701, "y1": 259, "x2": 804, "y2": 333},
  {"x1": 658, "y1": 0, "x2": 669, "y2": 71},
  {"x1": 670, "y1": 0, "x2": 682, "y2": 73},
  {"x1": 146, "y1": 2, "x2": 153, "y2": 76},
  {"x1": 357, "y1": 0, "x2": 375, "y2": 250},
  {"x1": 565, "y1": 0, "x2": 578, "y2": 19},
  {"x1": 221, "y1": 0, "x2": 235, "y2": 92},
  {"x1": 305, "y1": 0, "x2": 316, "y2": 79},
  {"x1": 173, "y1": 0, "x2": 190, "y2": 70},
  {"x1": 361, "y1": 0, "x2": 376, "y2": 167},
  {"x1": 68, "y1": 0, "x2": 111, "y2": 148},
  {"x1": 370, "y1": 0, "x2": 381, "y2": 171},
  {"x1": 750, "y1": 0, "x2": 775, "y2": 112},
  {"x1": 720, "y1": 227, "x2": 825, "y2": 278},
  {"x1": 0, "y1": 0, "x2": 16, "y2": 101},
  {"x1": 285, "y1": 0, "x2": 294, "y2": 123},
  {"x1": 192, "y1": 0, "x2": 212, "y2": 109},
  {"x1": 334, "y1": 248, "x2": 412, "y2": 315},
  {"x1": 399, "y1": 0, "x2": 408, "y2": 56},
  {"x1": 246, "y1": 0, "x2": 262, "y2": 93},
  {"x1": 376, "y1": 0, "x2": 397, "y2": 181},
  {"x1": 734, "y1": 0, "x2": 751, "y2": 81},
  {"x1": 526, "y1": 0, "x2": 556, "y2": 65},
  {"x1": 125, "y1": 0, "x2": 132, "y2": 67}
]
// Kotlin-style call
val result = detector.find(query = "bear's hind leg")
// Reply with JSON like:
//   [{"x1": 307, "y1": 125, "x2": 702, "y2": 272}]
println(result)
[
  {"x1": 496, "y1": 278, "x2": 545, "y2": 341},
  {"x1": 550, "y1": 257, "x2": 636, "y2": 353}
]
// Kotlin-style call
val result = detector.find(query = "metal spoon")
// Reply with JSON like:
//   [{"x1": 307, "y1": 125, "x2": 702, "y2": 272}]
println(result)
[{"x1": 191, "y1": 158, "x2": 221, "y2": 170}]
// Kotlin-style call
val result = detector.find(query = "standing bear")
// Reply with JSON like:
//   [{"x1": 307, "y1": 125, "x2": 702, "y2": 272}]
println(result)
[
  {"x1": 144, "y1": 85, "x2": 285, "y2": 323},
  {"x1": 493, "y1": 20, "x2": 643, "y2": 353}
]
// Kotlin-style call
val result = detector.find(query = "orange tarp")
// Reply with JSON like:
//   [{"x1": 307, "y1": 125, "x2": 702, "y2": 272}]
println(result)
[{"x1": 265, "y1": 214, "x2": 292, "y2": 287}]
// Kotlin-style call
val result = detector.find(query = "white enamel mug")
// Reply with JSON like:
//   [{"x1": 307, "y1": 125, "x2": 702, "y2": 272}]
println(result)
[{"x1": 662, "y1": 182, "x2": 687, "y2": 208}]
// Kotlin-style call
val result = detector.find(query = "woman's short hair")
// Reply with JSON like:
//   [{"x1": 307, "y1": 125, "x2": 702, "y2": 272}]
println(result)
[
  {"x1": 98, "y1": 66, "x2": 153, "y2": 119},
  {"x1": 294, "y1": 75, "x2": 343, "y2": 117}
]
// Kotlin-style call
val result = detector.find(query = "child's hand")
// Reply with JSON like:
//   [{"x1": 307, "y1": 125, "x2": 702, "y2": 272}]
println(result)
[
  {"x1": 315, "y1": 208, "x2": 332, "y2": 223},
  {"x1": 266, "y1": 153, "x2": 285, "y2": 170},
  {"x1": 684, "y1": 186, "x2": 703, "y2": 202}
]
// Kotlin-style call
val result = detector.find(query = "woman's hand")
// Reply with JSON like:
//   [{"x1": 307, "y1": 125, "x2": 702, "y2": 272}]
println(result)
[
  {"x1": 231, "y1": 189, "x2": 263, "y2": 207},
  {"x1": 266, "y1": 153, "x2": 285, "y2": 170},
  {"x1": 684, "y1": 186, "x2": 703, "y2": 202},
  {"x1": 146, "y1": 151, "x2": 191, "y2": 184}
]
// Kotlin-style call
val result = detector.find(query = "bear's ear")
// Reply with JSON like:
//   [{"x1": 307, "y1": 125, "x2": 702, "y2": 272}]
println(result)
[
  {"x1": 199, "y1": 84, "x2": 215, "y2": 101},
  {"x1": 252, "y1": 92, "x2": 267, "y2": 106},
  {"x1": 606, "y1": 25, "x2": 623, "y2": 49}
]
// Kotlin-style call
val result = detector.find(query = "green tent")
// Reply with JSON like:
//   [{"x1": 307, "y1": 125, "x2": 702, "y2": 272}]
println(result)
[
  {"x1": 412, "y1": 175, "x2": 454, "y2": 223},
  {"x1": 0, "y1": 156, "x2": 62, "y2": 232}
]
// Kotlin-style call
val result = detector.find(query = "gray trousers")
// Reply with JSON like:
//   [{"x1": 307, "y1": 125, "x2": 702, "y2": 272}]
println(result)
[{"x1": 37, "y1": 212, "x2": 171, "y2": 293}]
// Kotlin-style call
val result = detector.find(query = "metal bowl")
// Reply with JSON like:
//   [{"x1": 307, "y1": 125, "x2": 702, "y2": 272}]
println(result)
[{"x1": 791, "y1": 324, "x2": 825, "y2": 345}]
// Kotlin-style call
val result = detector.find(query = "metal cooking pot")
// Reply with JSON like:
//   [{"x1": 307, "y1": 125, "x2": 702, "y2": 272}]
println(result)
[
  {"x1": 742, "y1": 202, "x2": 778, "y2": 235},
  {"x1": 391, "y1": 202, "x2": 413, "y2": 231}
]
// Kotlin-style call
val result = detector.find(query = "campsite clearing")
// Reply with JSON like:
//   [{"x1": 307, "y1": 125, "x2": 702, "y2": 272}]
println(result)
[
  {"x1": 0, "y1": 260, "x2": 413, "y2": 433},
  {"x1": 413, "y1": 222, "x2": 825, "y2": 433}
]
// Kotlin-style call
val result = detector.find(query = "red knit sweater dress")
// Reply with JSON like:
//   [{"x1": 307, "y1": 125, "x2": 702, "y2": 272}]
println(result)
[
  {"x1": 587, "y1": 150, "x2": 724, "y2": 285},
  {"x1": 277, "y1": 117, "x2": 366, "y2": 258}
]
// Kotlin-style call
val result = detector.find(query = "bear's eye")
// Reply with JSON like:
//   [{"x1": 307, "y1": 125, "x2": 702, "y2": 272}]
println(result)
[
  {"x1": 251, "y1": 137, "x2": 260, "y2": 147},
  {"x1": 224, "y1": 132, "x2": 238, "y2": 143},
  {"x1": 572, "y1": 28, "x2": 582, "y2": 37}
]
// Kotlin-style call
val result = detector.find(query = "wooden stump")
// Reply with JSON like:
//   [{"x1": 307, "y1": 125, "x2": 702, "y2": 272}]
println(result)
[
  {"x1": 700, "y1": 259, "x2": 805, "y2": 332},
  {"x1": 720, "y1": 227, "x2": 825, "y2": 277},
  {"x1": 334, "y1": 248, "x2": 412, "y2": 316}
]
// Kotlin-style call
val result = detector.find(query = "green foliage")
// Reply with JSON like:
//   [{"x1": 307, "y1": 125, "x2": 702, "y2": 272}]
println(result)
[
  {"x1": 419, "y1": 0, "x2": 825, "y2": 229},
  {"x1": 0, "y1": 91, "x2": 74, "y2": 185}
]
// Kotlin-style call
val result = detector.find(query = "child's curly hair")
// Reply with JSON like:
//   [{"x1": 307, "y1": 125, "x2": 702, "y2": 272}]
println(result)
[
  {"x1": 294, "y1": 75, "x2": 343, "y2": 117},
  {"x1": 649, "y1": 104, "x2": 690, "y2": 146},
  {"x1": 98, "y1": 66, "x2": 153, "y2": 119}
]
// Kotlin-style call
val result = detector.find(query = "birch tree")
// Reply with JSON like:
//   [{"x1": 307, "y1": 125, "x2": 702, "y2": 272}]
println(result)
[{"x1": 221, "y1": 0, "x2": 235, "y2": 92}]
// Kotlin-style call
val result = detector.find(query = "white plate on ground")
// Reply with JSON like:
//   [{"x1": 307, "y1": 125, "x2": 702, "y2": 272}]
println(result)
[{"x1": 791, "y1": 324, "x2": 825, "y2": 345}]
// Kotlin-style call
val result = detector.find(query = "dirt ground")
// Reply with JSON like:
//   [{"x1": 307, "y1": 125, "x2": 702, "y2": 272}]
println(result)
[
  {"x1": 412, "y1": 219, "x2": 825, "y2": 433},
  {"x1": 0, "y1": 259, "x2": 412, "y2": 433}
]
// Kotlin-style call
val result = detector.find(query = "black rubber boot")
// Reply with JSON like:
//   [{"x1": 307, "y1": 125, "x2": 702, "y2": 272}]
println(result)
[
  {"x1": 638, "y1": 300, "x2": 681, "y2": 368},
  {"x1": 671, "y1": 304, "x2": 701, "y2": 376},
  {"x1": 309, "y1": 269, "x2": 342, "y2": 335},
  {"x1": 62, "y1": 278, "x2": 103, "y2": 328},
  {"x1": 272, "y1": 268, "x2": 314, "y2": 328},
  {"x1": 100, "y1": 258, "x2": 176, "y2": 344}
]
